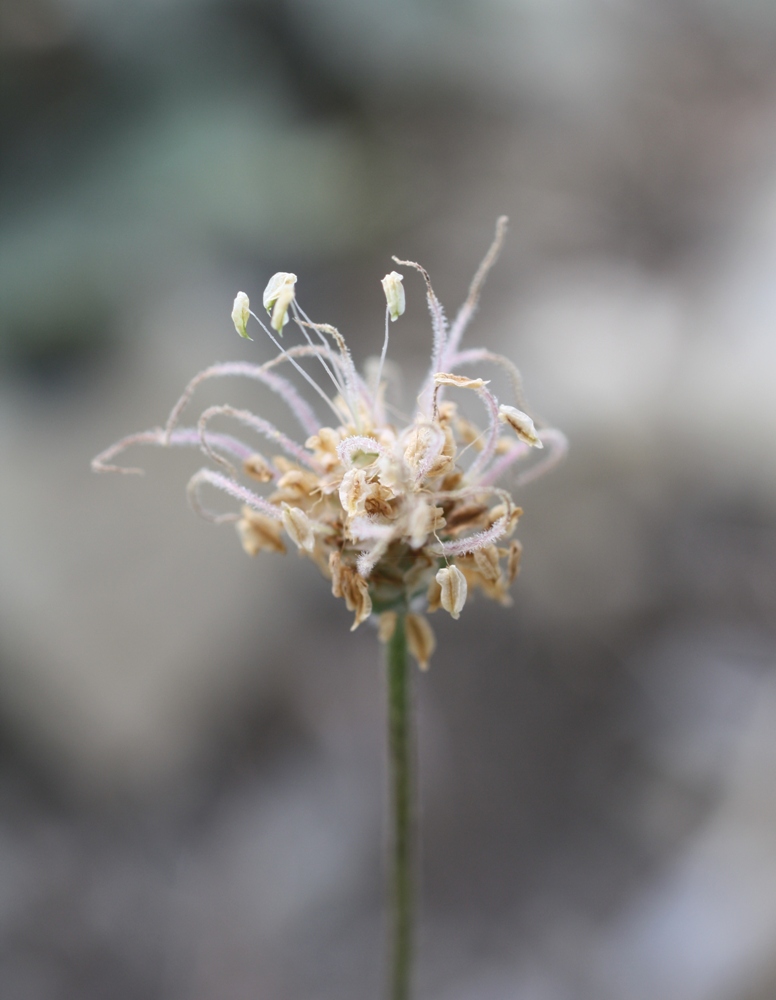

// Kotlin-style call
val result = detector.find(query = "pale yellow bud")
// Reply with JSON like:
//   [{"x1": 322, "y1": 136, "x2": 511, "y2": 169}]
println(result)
[
  {"x1": 231, "y1": 291, "x2": 252, "y2": 339},
  {"x1": 381, "y1": 271, "x2": 405, "y2": 321},
  {"x1": 281, "y1": 503, "x2": 315, "y2": 552},
  {"x1": 405, "y1": 614, "x2": 436, "y2": 671},
  {"x1": 498, "y1": 404, "x2": 543, "y2": 448},
  {"x1": 262, "y1": 272, "x2": 297, "y2": 333},
  {"x1": 436, "y1": 564, "x2": 467, "y2": 619}
]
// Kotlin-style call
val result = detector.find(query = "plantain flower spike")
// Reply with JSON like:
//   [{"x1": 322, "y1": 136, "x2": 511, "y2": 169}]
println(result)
[{"x1": 93, "y1": 218, "x2": 566, "y2": 668}]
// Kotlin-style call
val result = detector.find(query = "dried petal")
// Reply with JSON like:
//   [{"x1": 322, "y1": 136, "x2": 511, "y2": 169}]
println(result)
[
  {"x1": 343, "y1": 571, "x2": 372, "y2": 630},
  {"x1": 406, "y1": 614, "x2": 436, "y2": 671},
  {"x1": 339, "y1": 468, "x2": 368, "y2": 516},
  {"x1": 306, "y1": 427, "x2": 341, "y2": 470},
  {"x1": 433, "y1": 372, "x2": 490, "y2": 389},
  {"x1": 436, "y1": 564, "x2": 467, "y2": 619},
  {"x1": 498, "y1": 404, "x2": 543, "y2": 448},
  {"x1": 274, "y1": 469, "x2": 320, "y2": 501},
  {"x1": 236, "y1": 507, "x2": 286, "y2": 555},
  {"x1": 444, "y1": 502, "x2": 489, "y2": 533},
  {"x1": 339, "y1": 468, "x2": 393, "y2": 519}
]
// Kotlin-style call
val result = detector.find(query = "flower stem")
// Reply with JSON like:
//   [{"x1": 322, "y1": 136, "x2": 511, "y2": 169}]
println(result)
[{"x1": 386, "y1": 613, "x2": 414, "y2": 1000}]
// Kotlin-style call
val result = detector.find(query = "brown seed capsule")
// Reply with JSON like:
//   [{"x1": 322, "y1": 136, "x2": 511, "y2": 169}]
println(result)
[{"x1": 341, "y1": 570, "x2": 372, "y2": 631}]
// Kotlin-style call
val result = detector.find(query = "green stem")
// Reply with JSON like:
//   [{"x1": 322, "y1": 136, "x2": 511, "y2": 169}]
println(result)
[{"x1": 386, "y1": 614, "x2": 414, "y2": 1000}]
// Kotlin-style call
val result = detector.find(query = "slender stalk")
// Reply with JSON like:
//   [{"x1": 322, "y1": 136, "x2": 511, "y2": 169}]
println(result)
[{"x1": 386, "y1": 613, "x2": 414, "y2": 1000}]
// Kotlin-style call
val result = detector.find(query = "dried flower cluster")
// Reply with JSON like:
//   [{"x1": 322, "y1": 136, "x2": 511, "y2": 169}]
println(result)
[{"x1": 93, "y1": 219, "x2": 565, "y2": 668}]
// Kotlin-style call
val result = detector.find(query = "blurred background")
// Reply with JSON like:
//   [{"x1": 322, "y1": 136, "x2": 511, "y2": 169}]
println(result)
[{"x1": 1, "y1": 0, "x2": 776, "y2": 997}]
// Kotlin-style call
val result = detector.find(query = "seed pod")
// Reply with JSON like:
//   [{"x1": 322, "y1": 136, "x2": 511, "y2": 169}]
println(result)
[{"x1": 436, "y1": 564, "x2": 467, "y2": 620}]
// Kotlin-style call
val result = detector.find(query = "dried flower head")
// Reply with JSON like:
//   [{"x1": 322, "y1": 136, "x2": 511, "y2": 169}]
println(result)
[{"x1": 93, "y1": 218, "x2": 566, "y2": 668}]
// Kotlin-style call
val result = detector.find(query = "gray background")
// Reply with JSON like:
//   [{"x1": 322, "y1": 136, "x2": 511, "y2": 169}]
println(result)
[{"x1": 1, "y1": 1, "x2": 776, "y2": 997}]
